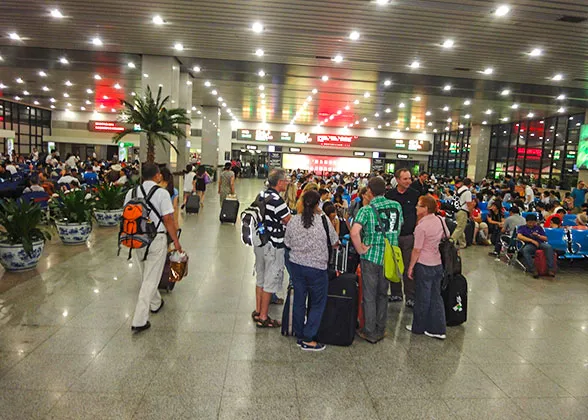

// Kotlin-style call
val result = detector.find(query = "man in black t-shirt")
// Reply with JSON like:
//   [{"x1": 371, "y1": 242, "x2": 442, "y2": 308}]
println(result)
[
  {"x1": 410, "y1": 171, "x2": 429, "y2": 197},
  {"x1": 384, "y1": 168, "x2": 420, "y2": 308}
]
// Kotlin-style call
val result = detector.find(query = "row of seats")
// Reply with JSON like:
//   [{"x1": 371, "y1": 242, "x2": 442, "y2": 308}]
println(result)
[{"x1": 544, "y1": 228, "x2": 588, "y2": 260}]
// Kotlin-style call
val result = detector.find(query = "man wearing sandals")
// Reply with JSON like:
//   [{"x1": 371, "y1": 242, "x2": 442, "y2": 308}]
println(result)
[{"x1": 252, "y1": 168, "x2": 291, "y2": 328}]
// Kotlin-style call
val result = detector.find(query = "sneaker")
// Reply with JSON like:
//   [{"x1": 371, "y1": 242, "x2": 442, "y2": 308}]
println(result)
[
  {"x1": 356, "y1": 330, "x2": 378, "y2": 344},
  {"x1": 388, "y1": 295, "x2": 403, "y2": 303},
  {"x1": 488, "y1": 251, "x2": 499, "y2": 257},
  {"x1": 425, "y1": 331, "x2": 446, "y2": 340},
  {"x1": 405, "y1": 325, "x2": 412, "y2": 332},
  {"x1": 405, "y1": 299, "x2": 415, "y2": 308},
  {"x1": 296, "y1": 339, "x2": 303, "y2": 347},
  {"x1": 300, "y1": 342, "x2": 326, "y2": 352}
]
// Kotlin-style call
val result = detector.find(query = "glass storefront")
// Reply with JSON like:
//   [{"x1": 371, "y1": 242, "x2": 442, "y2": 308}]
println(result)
[
  {"x1": 487, "y1": 112, "x2": 584, "y2": 189},
  {"x1": 428, "y1": 128, "x2": 471, "y2": 177},
  {"x1": 0, "y1": 99, "x2": 51, "y2": 156}
]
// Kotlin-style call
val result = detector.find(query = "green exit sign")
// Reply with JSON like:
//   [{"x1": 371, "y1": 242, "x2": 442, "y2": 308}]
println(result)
[{"x1": 119, "y1": 142, "x2": 134, "y2": 147}]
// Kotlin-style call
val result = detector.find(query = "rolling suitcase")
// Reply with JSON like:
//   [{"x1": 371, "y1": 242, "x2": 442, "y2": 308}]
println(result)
[
  {"x1": 281, "y1": 285, "x2": 295, "y2": 336},
  {"x1": 220, "y1": 196, "x2": 239, "y2": 223},
  {"x1": 158, "y1": 230, "x2": 182, "y2": 293},
  {"x1": 534, "y1": 249, "x2": 557, "y2": 276},
  {"x1": 442, "y1": 273, "x2": 468, "y2": 326},
  {"x1": 186, "y1": 193, "x2": 200, "y2": 214}
]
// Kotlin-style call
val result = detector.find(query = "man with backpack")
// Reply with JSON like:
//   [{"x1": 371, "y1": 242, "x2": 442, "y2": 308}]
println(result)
[
  {"x1": 450, "y1": 177, "x2": 474, "y2": 249},
  {"x1": 252, "y1": 168, "x2": 291, "y2": 328},
  {"x1": 122, "y1": 163, "x2": 182, "y2": 333}
]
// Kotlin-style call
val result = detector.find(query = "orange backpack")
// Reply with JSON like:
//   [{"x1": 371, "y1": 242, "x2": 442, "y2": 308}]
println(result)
[{"x1": 118, "y1": 185, "x2": 162, "y2": 260}]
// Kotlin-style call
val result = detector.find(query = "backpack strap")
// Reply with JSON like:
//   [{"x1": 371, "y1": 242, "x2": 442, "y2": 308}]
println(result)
[
  {"x1": 321, "y1": 214, "x2": 333, "y2": 260},
  {"x1": 437, "y1": 215, "x2": 450, "y2": 240},
  {"x1": 140, "y1": 184, "x2": 163, "y2": 230}
]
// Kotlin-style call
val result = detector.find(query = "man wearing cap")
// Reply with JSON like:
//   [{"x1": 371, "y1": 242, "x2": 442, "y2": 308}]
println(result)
[
  {"x1": 450, "y1": 177, "x2": 474, "y2": 248},
  {"x1": 517, "y1": 214, "x2": 556, "y2": 278}
]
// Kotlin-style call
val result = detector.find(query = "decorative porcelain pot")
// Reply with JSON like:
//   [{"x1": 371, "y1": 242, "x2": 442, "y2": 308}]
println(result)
[
  {"x1": 0, "y1": 240, "x2": 44, "y2": 272},
  {"x1": 56, "y1": 222, "x2": 92, "y2": 245},
  {"x1": 94, "y1": 209, "x2": 123, "y2": 227}
]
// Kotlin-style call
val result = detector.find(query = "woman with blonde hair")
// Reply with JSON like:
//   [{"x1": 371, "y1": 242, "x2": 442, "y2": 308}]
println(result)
[{"x1": 296, "y1": 182, "x2": 319, "y2": 214}]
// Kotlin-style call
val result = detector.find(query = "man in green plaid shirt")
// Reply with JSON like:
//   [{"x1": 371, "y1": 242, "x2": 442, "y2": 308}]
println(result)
[{"x1": 351, "y1": 177, "x2": 403, "y2": 343}]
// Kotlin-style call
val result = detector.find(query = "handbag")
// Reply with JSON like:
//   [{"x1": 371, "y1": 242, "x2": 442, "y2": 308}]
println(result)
[
  {"x1": 370, "y1": 204, "x2": 404, "y2": 282},
  {"x1": 203, "y1": 172, "x2": 211, "y2": 185}
]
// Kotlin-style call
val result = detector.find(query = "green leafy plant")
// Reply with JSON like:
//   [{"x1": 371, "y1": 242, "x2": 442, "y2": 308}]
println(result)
[
  {"x1": 0, "y1": 199, "x2": 52, "y2": 254},
  {"x1": 94, "y1": 183, "x2": 126, "y2": 211},
  {"x1": 50, "y1": 190, "x2": 95, "y2": 224},
  {"x1": 113, "y1": 86, "x2": 191, "y2": 163}
]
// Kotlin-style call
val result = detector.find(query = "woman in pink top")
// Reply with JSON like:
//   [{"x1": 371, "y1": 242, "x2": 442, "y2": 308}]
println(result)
[{"x1": 406, "y1": 195, "x2": 447, "y2": 339}]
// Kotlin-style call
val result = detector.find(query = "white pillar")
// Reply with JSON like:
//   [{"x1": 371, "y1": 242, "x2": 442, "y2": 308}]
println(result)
[
  {"x1": 218, "y1": 120, "x2": 233, "y2": 166},
  {"x1": 177, "y1": 72, "x2": 193, "y2": 172},
  {"x1": 201, "y1": 106, "x2": 220, "y2": 167},
  {"x1": 467, "y1": 124, "x2": 490, "y2": 181}
]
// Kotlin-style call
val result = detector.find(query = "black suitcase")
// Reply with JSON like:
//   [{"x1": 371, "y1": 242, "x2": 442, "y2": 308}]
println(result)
[
  {"x1": 281, "y1": 285, "x2": 295, "y2": 336},
  {"x1": 442, "y1": 273, "x2": 468, "y2": 326},
  {"x1": 465, "y1": 219, "x2": 475, "y2": 246},
  {"x1": 317, "y1": 272, "x2": 359, "y2": 346},
  {"x1": 220, "y1": 197, "x2": 239, "y2": 223},
  {"x1": 186, "y1": 193, "x2": 200, "y2": 214}
]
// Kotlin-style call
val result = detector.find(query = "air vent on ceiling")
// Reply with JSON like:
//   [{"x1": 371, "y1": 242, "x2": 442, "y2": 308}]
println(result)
[
  {"x1": 453, "y1": 67, "x2": 471, "y2": 72},
  {"x1": 557, "y1": 15, "x2": 587, "y2": 23},
  {"x1": 573, "y1": 78, "x2": 588, "y2": 82},
  {"x1": 315, "y1": 55, "x2": 331, "y2": 60}
]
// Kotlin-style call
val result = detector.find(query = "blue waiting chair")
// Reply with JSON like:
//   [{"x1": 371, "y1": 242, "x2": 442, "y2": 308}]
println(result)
[
  {"x1": 545, "y1": 228, "x2": 567, "y2": 254},
  {"x1": 563, "y1": 214, "x2": 577, "y2": 227},
  {"x1": 522, "y1": 211, "x2": 540, "y2": 219},
  {"x1": 478, "y1": 202, "x2": 488, "y2": 212},
  {"x1": 503, "y1": 202, "x2": 512, "y2": 210},
  {"x1": 21, "y1": 191, "x2": 50, "y2": 210},
  {"x1": 570, "y1": 230, "x2": 588, "y2": 258}
]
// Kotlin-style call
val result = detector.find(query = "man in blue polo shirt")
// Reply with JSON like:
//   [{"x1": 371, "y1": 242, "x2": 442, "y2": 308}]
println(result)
[{"x1": 517, "y1": 214, "x2": 555, "y2": 278}]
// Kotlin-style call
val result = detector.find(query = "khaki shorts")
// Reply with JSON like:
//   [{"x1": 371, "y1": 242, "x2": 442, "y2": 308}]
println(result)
[{"x1": 253, "y1": 244, "x2": 285, "y2": 294}]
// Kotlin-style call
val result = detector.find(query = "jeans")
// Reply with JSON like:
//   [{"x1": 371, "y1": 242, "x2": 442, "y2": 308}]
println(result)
[
  {"x1": 389, "y1": 235, "x2": 415, "y2": 300},
  {"x1": 520, "y1": 242, "x2": 555, "y2": 272},
  {"x1": 451, "y1": 210, "x2": 468, "y2": 247},
  {"x1": 289, "y1": 262, "x2": 329, "y2": 342},
  {"x1": 491, "y1": 229, "x2": 502, "y2": 254},
  {"x1": 412, "y1": 263, "x2": 446, "y2": 335},
  {"x1": 360, "y1": 259, "x2": 389, "y2": 340}
]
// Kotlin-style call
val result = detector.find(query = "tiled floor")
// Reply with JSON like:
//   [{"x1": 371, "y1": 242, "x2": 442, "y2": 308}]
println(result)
[{"x1": 1, "y1": 178, "x2": 588, "y2": 419}]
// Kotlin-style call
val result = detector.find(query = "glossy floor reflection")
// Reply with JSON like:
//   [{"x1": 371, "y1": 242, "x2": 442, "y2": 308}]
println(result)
[{"x1": 1, "y1": 179, "x2": 588, "y2": 419}]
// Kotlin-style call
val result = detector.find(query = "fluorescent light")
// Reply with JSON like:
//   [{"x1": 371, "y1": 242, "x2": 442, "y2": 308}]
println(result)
[
  {"x1": 354, "y1": 99, "x2": 360, "y2": 105},
  {"x1": 23, "y1": 90, "x2": 29, "y2": 95},
  {"x1": 174, "y1": 42, "x2": 184, "y2": 51},
  {"x1": 114, "y1": 83, "x2": 121, "y2": 89},
  {"x1": 255, "y1": 49, "x2": 264, "y2": 57},
  {"x1": 443, "y1": 85, "x2": 451, "y2": 91},
  {"x1": 349, "y1": 31, "x2": 360, "y2": 41},
  {"x1": 464, "y1": 100, "x2": 471, "y2": 105},
  {"x1": 443, "y1": 106, "x2": 449, "y2": 111},
  {"x1": 128, "y1": 62, "x2": 136, "y2": 68},
  {"x1": 8, "y1": 33, "x2": 21, "y2": 41},
  {"x1": 502, "y1": 117, "x2": 509, "y2": 122},
  {"x1": 42, "y1": 86, "x2": 49, "y2": 91},
  {"x1": 529, "y1": 48, "x2": 542, "y2": 57},
  {"x1": 63, "y1": 93, "x2": 69, "y2": 97},
  {"x1": 556, "y1": 94, "x2": 566, "y2": 100},
  {"x1": 86, "y1": 88, "x2": 93, "y2": 94},
  {"x1": 16, "y1": 77, "x2": 24, "y2": 84},
  {"x1": 384, "y1": 79, "x2": 392, "y2": 86},
  {"x1": 527, "y1": 112, "x2": 534, "y2": 118},
  {"x1": 143, "y1": 73, "x2": 149, "y2": 78},
  {"x1": 485, "y1": 109, "x2": 492, "y2": 114},
  {"x1": 482, "y1": 121, "x2": 487, "y2": 125},
  {"x1": 557, "y1": 107, "x2": 565, "y2": 113},
  {"x1": 204, "y1": 81, "x2": 211, "y2": 87},
  {"x1": 333, "y1": 55, "x2": 343, "y2": 63},
  {"x1": 92, "y1": 37, "x2": 103, "y2": 46},
  {"x1": 38, "y1": 71, "x2": 47, "y2": 77},
  {"x1": 425, "y1": 111, "x2": 432, "y2": 116},
  {"x1": 50, "y1": 9, "x2": 64, "y2": 18},
  {"x1": 376, "y1": 0, "x2": 390, "y2": 5},
  {"x1": 398, "y1": 102, "x2": 405, "y2": 108},
  {"x1": 501, "y1": 89, "x2": 510, "y2": 96},
  {"x1": 552, "y1": 74, "x2": 563, "y2": 81},
  {"x1": 14, "y1": 96, "x2": 21, "y2": 100},
  {"x1": 464, "y1": 114, "x2": 471, "y2": 119},
  {"x1": 364, "y1": 92, "x2": 370, "y2": 98},
  {"x1": 49, "y1": 98, "x2": 56, "y2": 102},
  {"x1": 511, "y1": 103, "x2": 519, "y2": 109},
  {"x1": 410, "y1": 60, "x2": 420, "y2": 69},
  {"x1": 482, "y1": 67, "x2": 494, "y2": 75},
  {"x1": 59, "y1": 57, "x2": 69, "y2": 64},
  {"x1": 442, "y1": 39, "x2": 454, "y2": 48},
  {"x1": 65, "y1": 80, "x2": 72, "y2": 86},
  {"x1": 252, "y1": 22, "x2": 264, "y2": 33},
  {"x1": 152, "y1": 15, "x2": 165, "y2": 25},
  {"x1": 33, "y1": 100, "x2": 40, "y2": 105},
  {"x1": 495, "y1": 5, "x2": 510, "y2": 16},
  {"x1": 94, "y1": 74, "x2": 101, "y2": 80},
  {"x1": 385, "y1": 108, "x2": 391, "y2": 113}
]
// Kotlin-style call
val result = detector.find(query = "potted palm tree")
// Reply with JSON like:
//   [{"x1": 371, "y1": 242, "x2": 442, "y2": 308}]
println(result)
[
  {"x1": 113, "y1": 86, "x2": 191, "y2": 163},
  {"x1": 93, "y1": 183, "x2": 127, "y2": 227},
  {"x1": 0, "y1": 199, "x2": 51, "y2": 271},
  {"x1": 50, "y1": 190, "x2": 94, "y2": 245}
]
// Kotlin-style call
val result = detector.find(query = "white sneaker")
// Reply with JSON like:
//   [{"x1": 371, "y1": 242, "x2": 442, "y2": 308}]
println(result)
[
  {"x1": 425, "y1": 331, "x2": 446, "y2": 340},
  {"x1": 405, "y1": 325, "x2": 412, "y2": 332}
]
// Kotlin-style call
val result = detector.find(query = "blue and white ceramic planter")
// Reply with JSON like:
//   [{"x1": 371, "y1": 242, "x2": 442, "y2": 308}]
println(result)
[
  {"x1": 94, "y1": 209, "x2": 123, "y2": 227},
  {"x1": 0, "y1": 240, "x2": 45, "y2": 272},
  {"x1": 56, "y1": 222, "x2": 92, "y2": 245}
]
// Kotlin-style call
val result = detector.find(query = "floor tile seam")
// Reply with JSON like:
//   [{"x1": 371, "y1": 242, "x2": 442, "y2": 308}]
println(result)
[
  {"x1": 217, "y1": 331, "x2": 241, "y2": 419},
  {"x1": 442, "y1": 396, "x2": 531, "y2": 419}
]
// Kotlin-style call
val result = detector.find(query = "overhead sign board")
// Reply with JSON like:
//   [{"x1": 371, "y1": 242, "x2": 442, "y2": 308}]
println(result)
[
  {"x1": 88, "y1": 121, "x2": 126, "y2": 133},
  {"x1": 393, "y1": 139, "x2": 431, "y2": 152},
  {"x1": 316, "y1": 134, "x2": 357, "y2": 148}
]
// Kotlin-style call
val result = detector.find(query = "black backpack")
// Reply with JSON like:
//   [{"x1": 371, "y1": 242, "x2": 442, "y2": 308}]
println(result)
[
  {"x1": 240, "y1": 193, "x2": 272, "y2": 247},
  {"x1": 437, "y1": 216, "x2": 461, "y2": 290}
]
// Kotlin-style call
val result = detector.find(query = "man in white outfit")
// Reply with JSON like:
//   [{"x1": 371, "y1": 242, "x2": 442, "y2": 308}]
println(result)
[{"x1": 124, "y1": 163, "x2": 182, "y2": 333}]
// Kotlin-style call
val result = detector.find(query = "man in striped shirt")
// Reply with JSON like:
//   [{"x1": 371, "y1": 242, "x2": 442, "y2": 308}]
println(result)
[{"x1": 253, "y1": 168, "x2": 292, "y2": 328}]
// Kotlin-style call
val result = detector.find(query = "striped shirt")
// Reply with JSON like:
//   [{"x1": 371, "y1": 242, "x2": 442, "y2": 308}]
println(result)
[{"x1": 262, "y1": 187, "x2": 290, "y2": 248}]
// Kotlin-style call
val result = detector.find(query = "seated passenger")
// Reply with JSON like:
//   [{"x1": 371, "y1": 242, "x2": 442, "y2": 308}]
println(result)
[
  {"x1": 517, "y1": 214, "x2": 555, "y2": 278},
  {"x1": 83, "y1": 166, "x2": 99, "y2": 185},
  {"x1": 487, "y1": 202, "x2": 504, "y2": 257},
  {"x1": 23, "y1": 173, "x2": 45, "y2": 193},
  {"x1": 549, "y1": 217, "x2": 562, "y2": 229},
  {"x1": 572, "y1": 213, "x2": 588, "y2": 230},
  {"x1": 544, "y1": 208, "x2": 566, "y2": 228}
]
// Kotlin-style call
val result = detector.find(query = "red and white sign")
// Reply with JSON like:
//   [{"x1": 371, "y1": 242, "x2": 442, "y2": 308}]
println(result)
[
  {"x1": 517, "y1": 147, "x2": 542, "y2": 160},
  {"x1": 88, "y1": 121, "x2": 126, "y2": 133},
  {"x1": 282, "y1": 153, "x2": 371, "y2": 174},
  {"x1": 316, "y1": 134, "x2": 357, "y2": 148}
]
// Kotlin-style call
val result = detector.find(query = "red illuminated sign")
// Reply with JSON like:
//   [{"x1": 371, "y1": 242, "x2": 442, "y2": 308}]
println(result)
[
  {"x1": 88, "y1": 121, "x2": 125, "y2": 133},
  {"x1": 316, "y1": 134, "x2": 358, "y2": 148},
  {"x1": 517, "y1": 147, "x2": 542, "y2": 160}
]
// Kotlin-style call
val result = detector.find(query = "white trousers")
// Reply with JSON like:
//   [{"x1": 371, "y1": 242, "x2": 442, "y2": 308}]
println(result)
[{"x1": 131, "y1": 234, "x2": 167, "y2": 327}]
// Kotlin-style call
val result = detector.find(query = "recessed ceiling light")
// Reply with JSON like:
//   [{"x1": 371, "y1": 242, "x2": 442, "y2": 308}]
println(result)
[
  {"x1": 59, "y1": 57, "x2": 69, "y2": 64},
  {"x1": 127, "y1": 62, "x2": 136, "y2": 69},
  {"x1": 102, "y1": 95, "x2": 108, "y2": 100},
  {"x1": 8, "y1": 33, "x2": 21, "y2": 41},
  {"x1": 114, "y1": 83, "x2": 121, "y2": 89},
  {"x1": 16, "y1": 77, "x2": 24, "y2": 84},
  {"x1": 86, "y1": 88, "x2": 93, "y2": 94},
  {"x1": 65, "y1": 80, "x2": 72, "y2": 86},
  {"x1": 385, "y1": 108, "x2": 391, "y2": 113},
  {"x1": 204, "y1": 81, "x2": 211, "y2": 87},
  {"x1": 446, "y1": 118, "x2": 452, "y2": 123},
  {"x1": 174, "y1": 42, "x2": 183, "y2": 51},
  {"x1": 495, "y1": 5, "x2": 510, "y2": 16},
  {"x1": 13, "y1": 96, "x2": 21, "y2": 101},
  {"x1": 410, "y1": 60, "x2": 420, "y2": 69},
  {"x1": 152, "y1": 15, "x2": 165, "y2": 25},
  {"x1": 527, "y1": 112, "x2": 534, "y2": 118},
  {"x1": 259, "y1": 93, "x2": 265, "y2": 98},
  {"x1": 94, "y1": 74, "x2": 101, "y2": 80},
  {"x1": 501, "y1": 117, "x2": 509, "y2": 122},
  {"x1": 552, "y1": 74, "x2": 563, "y2": 81},
  {"x1": 38, "y1": 71, "x2": 47, "y2": 77},
  {"x1": 557, "y1": 107, "x2": 565, "y2": 113},
  {"x1": 66, "y1": 102, "x2": 72, "y2": 107},
  {"x1": 349, "y1": 31, "x2": 360, "y2": 41},
  {"x1": 143, "y1": 73, "x2": 149, "y2": 78},
  {"x1": 80, "y1": 106, "x2": 86, "y2": 111},
  {"x1": 362, "y1": 117, "x2": 367, "y2": 122},
  {"x1": 85, "y1": 100, "x2": 91, "y2": 105},
  {"x1": 252, "y1": 22, "x2": 264, "y2": 33},
  {"x1": 49, "y1": 97, "x2": 56, "y2": 102},
  {"x1": 42, "y1": 86, "x2": 49, "y2": 91},
  {"x1": 354, "y1": 99, "x2": 360, "y2": 105},
  {"x1": 485, "y1": 109, "x2": 492, "y2": 114},
  {"x1": 257, "y1": 70, "x2": 265, "y2": 77},
  {"x1": 211, "y1": 90, "x2": 217, "y2": 95},
  {"x1": 511, "y1": 103, "x2": 519, "y2": 109},
  {"x1": 321, "y1": 75, "x2": 329, "y2": 82},
  {"x1": 398, "y1": 102, "x2": 405, "y2": 108},
  {"x1": 501, "y1": 89, "x2": 510, "y2": 95},
  {"x1": 50, "y1": 105, "x2": 55, "y2": 109},
  {"x1": 307, "y1": 96, "x2": 313, "y2": 101},
  {"x1": 374, "y1": 112, "x2": 379, "y2": 117},
  {"x1": 50, "y1": 9, "x2": 64, "y2": 18},
  {"x1": 258, "y1": 85, "x2": 265, "y2": 91},
  {"x1": 443, "y1": 84, "x2": 451, "y2": 91},
  {"x1": 312, "y1": 89, "x2": 318, "y2": 95},
  {"x1": 92, "y1": 37, "x2": 103, "y2": 46},
  {"x1": 529, "y1": 48, "x2": 542, "y2": 57},
  {"x1": 217, "y1": 97, "x2": 224, "y2": 101},
  {"x1": 333, "y1": 55, "x2": 343, "y2": 63},
  {"x1": 364, "y1": 92, "x2": 370, "y2": 98},
  {"x1": 384, "y1": 79, "x2": 392, "y2": 86},
  {"x1": 482, "y1": 121, "x2": 487, "y2": 125},
  {"x1": 190, "y1": 65, "x2": 200, "y2": 73},
  {"x1": 413, "y1": 96, "x2": 421, "y2": 101},
  {"x1": 425, "y1": 111, "x2": 432, "y2": 116},
  {"x1": 464, "y1": 114, "x2": 471, "y2": 119},
  {"x1": 556, "y1": 94, "x2": 566, "y2": 100},
  {"x1": 255, "y1": 49, "x2": 264, "y2": 57},
  {"x1": 427, "y1": 122, "x2": 433, "y2": 126},
  {"x1": 463, "y1": 100, "x2": 471, "y2": 106},
  {"x1": 482, "y1": 67, "x2": 494, "y2": 75},
  {"x1": 442, "y1": 39, "x2": 454, "y2": 48},
  {"x1": 33, "y1": 100, "x2": 40, "y2": 105},
  {"x1": 111, "y1": 108, "x2": 116, "y2": 113},
  {"x1": 376, "y1": 0, "x2": 390, "y2": 5},
  {"x1": 23, "y1": 90, "x2": 29, "y2": 95},
  {"x1": 443, "y1": 106, "x2": 449, "y2": 111}
]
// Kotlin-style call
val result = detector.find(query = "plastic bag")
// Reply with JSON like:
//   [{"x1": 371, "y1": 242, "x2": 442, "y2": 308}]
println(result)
[{"x1": 169, "y1": 251, "x2": 189, "y2": 282}]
